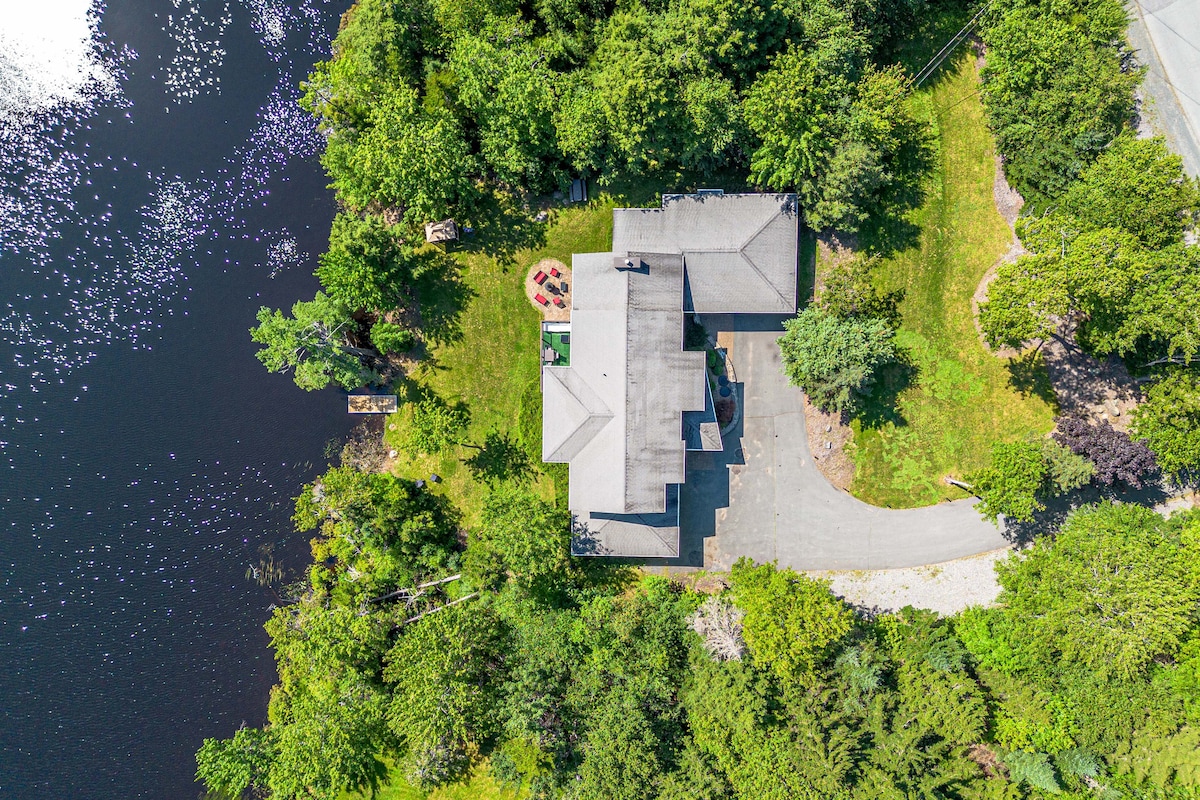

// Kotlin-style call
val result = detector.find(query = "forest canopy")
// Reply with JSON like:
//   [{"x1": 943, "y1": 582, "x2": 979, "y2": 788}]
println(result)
[
  {"x1": 198, "y1": 483, "x2": 1200, "y2": 799},
  {"x1": 301, "y1": 0, "x2": 931, "y2": 228}
]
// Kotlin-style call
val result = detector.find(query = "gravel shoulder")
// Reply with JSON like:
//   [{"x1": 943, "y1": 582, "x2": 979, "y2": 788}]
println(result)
[{"x1": 812, "y1": 548, "x2": 1011, "y2": 615}]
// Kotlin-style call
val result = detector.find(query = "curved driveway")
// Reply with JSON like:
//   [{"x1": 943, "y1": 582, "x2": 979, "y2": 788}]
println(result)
[{"x1": 678, "y1": 328, "x2": 1010, "y2": 571}]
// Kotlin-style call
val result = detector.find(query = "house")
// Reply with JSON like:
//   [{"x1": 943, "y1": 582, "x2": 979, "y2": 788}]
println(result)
[{"x1": 541, "y1": 192, "x2": 798, "y2": 557}]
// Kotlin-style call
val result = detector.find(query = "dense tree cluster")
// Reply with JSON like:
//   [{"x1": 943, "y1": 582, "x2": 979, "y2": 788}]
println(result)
[
  {"x1": 300, "y1": 0, "x2": 929, "y2": 227},
  {"x1": 979, "y1": 136, "x2": 1200, "y2": 362},
  {"x1": 781, "y1": 254, "x2": 904, "y2": 417},
  {"x1": 980, "y1": 3, "x2": 1199, "y2": 482},
  {"x1": 1132, "y1": 369, "x2": 1200, "y2": 479},
  {"x1": 198, "y1": 462, "x2": 1200, "y2": 800},
  {"x1": 979, "y1": 0, "x2": 1140, "y2": 202},
  {"x1": 975, "y1": 134, "x2": 1199, "y2": 481}
]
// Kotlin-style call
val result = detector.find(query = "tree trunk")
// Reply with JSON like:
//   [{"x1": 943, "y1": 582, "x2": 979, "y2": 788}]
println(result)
[
  {"x1": 370, "y1": 573, "x2": 461, "y2": 604},
  {"x1": 403, "y1": 592, "x2": 478, "y2": 625},
  {"x1": 944, "y1": 476, "x2": 977, "y2": 494}
]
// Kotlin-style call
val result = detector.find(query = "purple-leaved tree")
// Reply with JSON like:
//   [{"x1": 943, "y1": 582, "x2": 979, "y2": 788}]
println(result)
[{"x1": 1053, "y1": 416, "x2": 1157, "y2": 488}]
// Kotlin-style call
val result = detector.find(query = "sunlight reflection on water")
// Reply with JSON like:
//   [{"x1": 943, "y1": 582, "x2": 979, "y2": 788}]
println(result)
[
  {"x1": 0, "y1": 0, "x2": 332, "y2": 436},
  {"x1": 0, "y1": 2, "x2": 348, "y2": 795}
]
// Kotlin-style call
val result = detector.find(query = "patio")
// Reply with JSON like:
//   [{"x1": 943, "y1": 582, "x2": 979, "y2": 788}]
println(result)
[{"x1": 525, "y1": 258, "x2": 572, "y2": 321}]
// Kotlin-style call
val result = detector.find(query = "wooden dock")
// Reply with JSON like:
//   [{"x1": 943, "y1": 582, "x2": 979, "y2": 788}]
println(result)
[{"x1": 348, "y1": 395, "x2": 398, "y2": 414}]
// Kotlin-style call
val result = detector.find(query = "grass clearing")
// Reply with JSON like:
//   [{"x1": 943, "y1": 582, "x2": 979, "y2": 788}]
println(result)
[
  {"x1": 384, "y1": 182, "x2": 656, "y2": 522},
  {"x1": 843, "y1": 51, "x2": 1056, "y2": 507}
]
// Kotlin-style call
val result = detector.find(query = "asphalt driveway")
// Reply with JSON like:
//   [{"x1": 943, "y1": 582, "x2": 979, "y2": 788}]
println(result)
[{"x1": 680, "y1": 328, "x2": 1010, "y2": 571}]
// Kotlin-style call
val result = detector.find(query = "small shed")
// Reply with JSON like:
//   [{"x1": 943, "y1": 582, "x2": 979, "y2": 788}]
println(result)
[
  {"x1": 424, "y1": 219, "x2": 458, "y2": 244},
  {"x1": 348, "y1": 395, "x2": 398, "y2": 414}
]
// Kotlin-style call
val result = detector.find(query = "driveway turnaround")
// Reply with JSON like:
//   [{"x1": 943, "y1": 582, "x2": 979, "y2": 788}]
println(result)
[
  {"x1": 1129, "y1": 0, "x2": 1200, "y2": 176},
  {"x1": 680, "y1": 329, "x2": 1010, "y2": 571}
]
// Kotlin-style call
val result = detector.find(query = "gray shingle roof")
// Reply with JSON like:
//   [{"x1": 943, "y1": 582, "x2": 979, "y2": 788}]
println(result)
[
  {"x1": 545, "y1": 193, "x2": 797, "y2": 558},
  {"x1": 571, "y1": 486, "x2": 681, "y2": 558},
  {"x1": 542, "y1": 252, "x2": 704, "y2": 518},
  {"x1": 613, "y1": 193, "x2": 798, "y2": 314}
]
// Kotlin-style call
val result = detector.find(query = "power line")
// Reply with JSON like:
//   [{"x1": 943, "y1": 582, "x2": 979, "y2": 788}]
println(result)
[{"x1": 913, "y1": 1, "x2": 993, "y2": 87}]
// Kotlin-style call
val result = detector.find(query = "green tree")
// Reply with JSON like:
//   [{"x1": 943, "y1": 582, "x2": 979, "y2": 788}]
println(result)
[
  {"x1": 322, "y1": 85, "x2": 477, "y2": 221},
  {"x1": 316, "y1": 212, "x2": 413, "y2": 313},
  {"x1": 294, "y1": 466, "x2": 460, "y2": 593},
  {"x1": 196, "y1": 727, "x2": 277, "y2": 799},
  {"x1": 466, "y1": 485, "x2": 573, "y2": 599},
  {"x1": 683, "y1": 657, "x2": 857, "y2": 798},
  {"x1": 384, "y1": 604, "x2": 508, "y2": 787},
  {"x1": 729, "y1": 559, "x2": 853, "y2": 680},
  {"x1": 578, "y1": 10, "x2": 691, "y2": 175},
  {"x1": 980, "y1": 134, "x2": 1199, "y2": 360},
  {"x1": 979, "y1": 0, "x2": 1139, "y2": 200},
  {"x1": 401, "y1": 396, "x2": 470, "y2": 455},
  {"x1": 820, "y1": 253, "x2": 904, "y2": 327},
  {"x1": 744, "y1": 48, "x2": 843, "y2": 211},
  {"x1": 299, "y1": 0, "x2": 435, "y2": 130},
  {"x1": 369, "y1": 321, "x2": 415, "y2": 354},
  {"x1": 994, "y1": 502, "x2": 1200, "y2": 680},
  {"x1": 575, "y1": 697, "x2": 668, "y2": 800},
  {"x1": 449, "y1": 23, "x2": 562, "y2": 190},
  {"x1": 745, "y1": 52, "x2": 928, "y2": 230},
  {"x1": 779, "y1": 304, "x2": 898, "y2": 415},
  {"x1": 250, "y1": 292, "x2": 379, "y2": 391},
  {"x1": 1058, "y1": 135, "x2": 1197, "y2": 250},
  {"x1": 263, "y1": 602, "x2": 394, "y2": 800},
  {"x1": 960, "y1": 440, "x2": 1051, "y2": 523},
  {"x1": 1040, "y1": 438, "x2": 1095, "y2": 493},
  {"x1": 1133, "y1": 369, "x2": 1200, "y2": 478}
]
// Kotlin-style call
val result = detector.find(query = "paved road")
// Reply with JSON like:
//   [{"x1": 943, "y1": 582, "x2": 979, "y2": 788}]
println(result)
[
  {"x1": 680, "y1": 330, "x2": 1010, "y2": 571},
  {"x1": 1129, "y1": 0, "x2": 1200, "y2": 176}
]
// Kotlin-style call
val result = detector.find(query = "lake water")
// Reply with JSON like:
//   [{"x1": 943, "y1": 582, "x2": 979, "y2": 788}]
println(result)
[{"x1": 0, "y1": 1, "x2": 354, "y2": 796}]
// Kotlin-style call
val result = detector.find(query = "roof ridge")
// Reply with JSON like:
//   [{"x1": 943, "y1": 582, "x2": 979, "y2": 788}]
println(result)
[
  {"x1": 542, "y1": 367, "x2": 615, "y2": 462},
  {"x1": 737, "y1": 198, "x2": 789, "y2": 252},
  {"x1": 736, "y1": 250, "x2": 792, "y2": 308}
]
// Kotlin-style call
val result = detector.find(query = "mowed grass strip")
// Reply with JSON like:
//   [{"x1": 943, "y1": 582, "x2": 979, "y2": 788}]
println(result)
[{"x1": 846, "y1": 51, "x2": 1056, "y2": 508}]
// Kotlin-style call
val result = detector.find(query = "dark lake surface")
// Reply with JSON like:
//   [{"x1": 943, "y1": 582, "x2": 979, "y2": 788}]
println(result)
[{"x1": 0, "y1": 1, "x2": 354, "y2": 796}]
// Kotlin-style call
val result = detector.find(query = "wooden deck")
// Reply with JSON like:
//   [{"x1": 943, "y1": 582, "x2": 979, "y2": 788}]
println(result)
[{"x1": 348, "y1": 395, "x2": 398, "y2": 414}]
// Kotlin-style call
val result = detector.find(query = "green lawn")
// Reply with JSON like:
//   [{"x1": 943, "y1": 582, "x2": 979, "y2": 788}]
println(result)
[
  {"x1": 384, "y1": 184, "x2": 653, "y2": 522},
  {"x1": 844, "y1": 51, "x2": 1056, "y2": 508}
]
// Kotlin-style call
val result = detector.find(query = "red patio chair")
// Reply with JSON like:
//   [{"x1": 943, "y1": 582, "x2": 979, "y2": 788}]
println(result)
[
  {"x1": 553, "y1": 296, "x2": 565, "y2": 307},
  {"x1": 533, "y1": 271, "x2": 548, "y2": 284},
  {"x1": 535, "y1": 293, "x2": 549, "y2": 306},
  {"x1": 549, "y1": 267, "x2": 560, "y2": 278}
]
